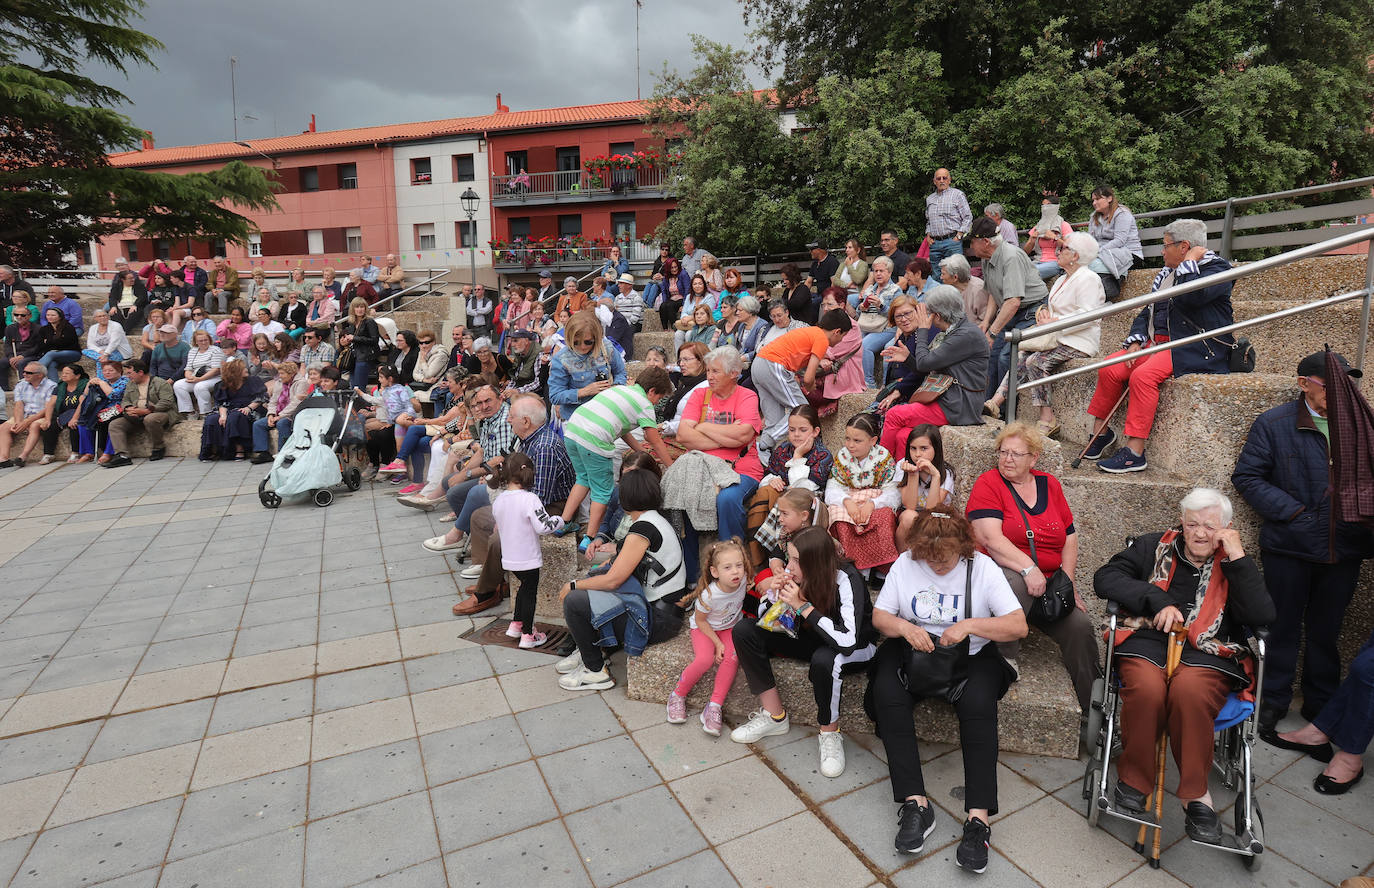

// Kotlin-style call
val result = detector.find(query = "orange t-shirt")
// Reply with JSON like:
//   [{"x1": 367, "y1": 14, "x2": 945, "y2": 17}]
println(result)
[{"x1": 758, "y1": 326, "x2": 830, "y2": 372}]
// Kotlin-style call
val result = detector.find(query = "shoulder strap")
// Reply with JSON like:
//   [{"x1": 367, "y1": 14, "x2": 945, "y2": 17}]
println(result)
[
  {"x1": 699, "y1": 390, "x2": 712, "y2": 423},
  {"x1": 1001, "y1": 476, "x2": 1037, "y2": 561},
  {"x1": 964, "y1": 558, "x2": 974, "y2": 621}
]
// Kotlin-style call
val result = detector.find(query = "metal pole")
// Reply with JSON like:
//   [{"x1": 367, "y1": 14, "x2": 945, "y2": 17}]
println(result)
[
  {"x1": 634, "y1": 0, "x2": 642, "y2": 100},
  {"x1": 1358, "y1": 238, "x2": 1374, "y2": 372},
  {"x1": 1219, "y1": 197, "x2": 1236, "y2": 260},
  {"x1": 467, "y1": 210, "x2": 477, "y2": 290},
  {"x1": 230, "y1": 57, "x2": 238, "y2": 141},
  {"x1": 1005, "y1": 334, "x2": 1019, "y2": 422}
]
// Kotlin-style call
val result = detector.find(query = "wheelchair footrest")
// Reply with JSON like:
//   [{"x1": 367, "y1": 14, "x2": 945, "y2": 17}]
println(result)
[
  {"x1": 1188, "y1": 832, "x2": 1253, "y2": 854},
  {"x1": 1099, "y1": 801, "x2": 1159, "y2": 827}
]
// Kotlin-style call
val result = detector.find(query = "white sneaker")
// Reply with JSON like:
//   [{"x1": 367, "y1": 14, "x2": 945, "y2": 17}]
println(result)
[
  {"x1": 730, "y1": 708, "x2": 790, "y2": 744},
  {"x1": 555, "y1": 650, "x2": 583, "y2": 674},
  {"x1": 558, "y1": 665, "x2": 614, "y2": 691},
  {"x1": 460, "y1": 563, "x2": 484, "y2": 580},
  {"x1": 818, "y1": 731, "x2": 846, "y2": 777}
]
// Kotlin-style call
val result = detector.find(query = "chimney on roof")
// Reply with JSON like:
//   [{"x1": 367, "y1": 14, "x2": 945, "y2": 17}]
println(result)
[
  {"x1": 495, "y1": 93, "x2": 510, "y2": 114},
  {"x1": 308, "y1": 114, "x2": 316, "y2": 133},
  {"x1": 140, "y1": 131, "x2": 154, "y2": 150}
]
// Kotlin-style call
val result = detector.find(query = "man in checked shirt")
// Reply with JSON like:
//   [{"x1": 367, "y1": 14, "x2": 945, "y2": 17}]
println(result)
[{"x1": 924, "y1": 168, "x2": 973, "y2": 273}]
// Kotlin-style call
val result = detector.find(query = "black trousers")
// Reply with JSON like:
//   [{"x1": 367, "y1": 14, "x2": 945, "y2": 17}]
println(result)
[
  {"x1": 731, "y1": 617, "x2": 876, "y2": 726},
  {"x1": 562, "y1": 587, "x2": 682, "y2": 671},
  {"x1": 870, "y1": 639, "x2": 1007, "y2": 813},
  {"x1": 365, "y1": 427, "x2": 396, "y2": 467},
  {"x1": 1261, "y1": 550, "x2": 1362, "y2": 717},
  {"x1": 658, "y1": 297, "x2": 682, "y2": 331},
  {"x1": 511, "y1": 568, "x2": 539, "y2": 631}
]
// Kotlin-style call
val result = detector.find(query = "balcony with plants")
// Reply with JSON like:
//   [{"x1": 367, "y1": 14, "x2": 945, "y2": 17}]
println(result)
[{"x1": 490, "y1": 150, "x2": 682, "y2": 205}]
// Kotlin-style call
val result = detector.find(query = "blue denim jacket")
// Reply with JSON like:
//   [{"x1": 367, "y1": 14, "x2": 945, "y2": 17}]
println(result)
[
  {"x1": 587, "y1": 579, "x2": 652, "y2": 655},
  {"x1": 547, "y1": 344, "x2": 627, "y2": 422}
]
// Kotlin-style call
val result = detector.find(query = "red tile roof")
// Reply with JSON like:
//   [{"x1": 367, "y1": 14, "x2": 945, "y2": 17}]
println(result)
[{"x1": 108, "y1": 99, "x2": 654, "y2": 168}]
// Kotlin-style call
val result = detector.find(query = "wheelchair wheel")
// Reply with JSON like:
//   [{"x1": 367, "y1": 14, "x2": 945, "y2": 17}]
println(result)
[
  {"x1": 1236, "y1": 801, "x2": 1264, "y2": 871},
  {"x1": 1085, "y1": 765, "x2": 1103, "y2": 826},
  {"x1": 344, "y1": 467, "x2": 362, "y2": 491},
  {"x1": 258, "y1": 477, "x2": 281, "y2": 509},
  {"x1": 313, "y1": 488, "x2": 334, "y2": 508},
  {"x1": 1084, "y1": 677, "x2": 1106, "y2": 751}
]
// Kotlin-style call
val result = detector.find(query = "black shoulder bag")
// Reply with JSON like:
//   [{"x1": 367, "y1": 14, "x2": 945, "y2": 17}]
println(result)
[
  {"x1": 1003, "y1": 477, "x2": 1075, "y2": 622},
  {"x1": 898, "y1": 559, "x2": 974, "y2": 703}
]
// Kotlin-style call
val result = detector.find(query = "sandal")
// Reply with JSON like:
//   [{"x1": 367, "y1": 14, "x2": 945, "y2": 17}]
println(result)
[
  {"x1": 1036, "y1": 420, "x2": 1061, "y2": 439},
  {"x1": 440, "y1": 512, "x2": 457, "y2": 523},
  {"x1": 982, "y1": 399, "x2": 1001, "y2": 420},
  {"x1": 75, "y1": 454, "x2": 94, "y2": 463}
]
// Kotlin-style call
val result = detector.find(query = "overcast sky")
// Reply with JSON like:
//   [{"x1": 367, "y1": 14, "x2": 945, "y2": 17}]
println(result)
[{"x1": 97, "y1": 0, "x2": 759, "y2": 148}]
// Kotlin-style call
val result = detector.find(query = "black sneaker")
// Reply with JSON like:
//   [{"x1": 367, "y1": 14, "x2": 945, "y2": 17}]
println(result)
[
  {"x1": 956, "y1": 817, "x2": 990, "y2": 874},
  {"x1": 0, "y1": 460, "x2": 12, "y2": 468},
  {"x1": 149, "y1": 448, "x2": 165, "y2": 461},
  {"x1": 895, "y1": 799, "x2": 936, "y2": 854},
  {"x1": 249, "y1": 451, "x2": 274, "y2": 465},
  {"x1": 1081, "y1": 428, "x2": 1116, "y2": 461}
]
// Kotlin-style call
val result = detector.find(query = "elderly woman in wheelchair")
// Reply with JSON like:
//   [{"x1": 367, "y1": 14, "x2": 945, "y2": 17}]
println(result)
[{"x1": 1091, "y1": 488, "x2": 1275, "y2": 851}]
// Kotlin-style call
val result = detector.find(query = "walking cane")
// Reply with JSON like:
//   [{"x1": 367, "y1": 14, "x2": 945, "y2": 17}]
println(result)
[
  {"x1": 1070, "y1": 388, "x2": 1128, "y2": 469},
  {"x1": 1134, "y1": 627, "x2": 1187, "y2": 867}
]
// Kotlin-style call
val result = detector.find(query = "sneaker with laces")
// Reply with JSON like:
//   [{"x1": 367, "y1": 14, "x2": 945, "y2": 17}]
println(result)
[
  {"x1": 558, "y1": 665, "x2": 614, "y2": 691},
  {"x1": 1097, "y1": 445, "x2": 1148, "y2": 474},
  {"x1": 396, "y1": 482, "x2": 423, "y2": 495},
  {"x1": 700, "y1": 702, "x2": 723, "y2": 736},
  {"x1": 666, "y1": 693, "x2": 687, "y2": 724},
  {"x1": 519, "y1": 631, "x2": 547, "y2": 650},
  {"x1": 729, "y1": 708, "x2": 790, "y2": 744},
  {"x1": 956, "y1": 817, "x2": 991, "y2": 874},
  {"x1": 506, "y1": 620, "x2": 523, "y2": 639},
  {"x1": 361, "y1": 464, "x2": 379, "y2": 481},
  {"x1": 377, "y1": 459, "x2": 407, "y2": 475},
  {"x1": 555, "y1": 650, "x2": 583, "y2": 674},
  {"x1": 1081, "y1": 428, "x2": 1117, "y2": 461},
  {"x1": 895, "y1": 799, "x2": 936, "y2": 854},
  {"x1": 818, "y1": 731, "x2": 846, "y2": 777}
]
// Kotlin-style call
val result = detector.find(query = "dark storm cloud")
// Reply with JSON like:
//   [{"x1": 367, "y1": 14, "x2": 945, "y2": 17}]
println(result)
[{"x1": 95, "y1": 0, "x2": 758, "y2": 147}]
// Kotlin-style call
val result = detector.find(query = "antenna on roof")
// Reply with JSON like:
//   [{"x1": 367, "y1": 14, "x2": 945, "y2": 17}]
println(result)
[{"x1": 635, "y1": 0, "x2": 642, "y2": 100}]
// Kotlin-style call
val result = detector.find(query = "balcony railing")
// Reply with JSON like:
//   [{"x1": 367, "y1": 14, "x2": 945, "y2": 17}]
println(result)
[
  {"x1": 492, "y1": 241, "x2": 661, "y2": 272},
  {"x1": 490, "y1": 165, "x2": 681, "y2": 204}
]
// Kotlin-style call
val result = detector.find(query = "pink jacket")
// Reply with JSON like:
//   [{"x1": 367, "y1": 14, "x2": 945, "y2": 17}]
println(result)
[{"x1": 823, "y1": 325, "x2": 865, "y2": 399}]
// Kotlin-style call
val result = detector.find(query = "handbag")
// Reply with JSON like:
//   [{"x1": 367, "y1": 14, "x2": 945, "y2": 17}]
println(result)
[
  {"x1": 858, "y1": 309, "x2": 888, "y2": 335},
  {"x1": 335, "y1": 344, "x2": 354, "y2": 372},
  {"x1": 1229, "y1": 335, "x2": 1256, "y2": 373},
  {"x1": 96, "y1": 403, "x2": 124, "y2": 423},
  {"x1": 1019, "y1": 325, "x2": 1062, "y2": 353},
  {"x1": 911, "y1": 372, "x2": 953, "y2": 405},
  {"x1": 898, "y1": 559, "x2": 973, "y2": 702},
  {"x1": 1002, "y1": 477, "x2": 1075, "y2": 622}
]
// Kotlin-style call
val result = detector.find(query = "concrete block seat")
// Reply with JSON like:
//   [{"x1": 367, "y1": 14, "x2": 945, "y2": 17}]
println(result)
[{"x1": 626, "y1": 625, "x2": 1082, "y2": 758}]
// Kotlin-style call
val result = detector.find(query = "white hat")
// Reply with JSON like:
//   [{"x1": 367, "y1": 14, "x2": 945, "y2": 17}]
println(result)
[{"x1": 617, "y1": 273, "x2": 635, "y2": 285}]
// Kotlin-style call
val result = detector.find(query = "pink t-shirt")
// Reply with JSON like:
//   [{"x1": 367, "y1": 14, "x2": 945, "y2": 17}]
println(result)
[
  {"x1": 1028, "y1": 222, "x2": 1074, "y2": 262},
  {"x1": 681, "y1": 384, "x2": 765, "y2": 480},
  {"x1": 183, "y1": 268, "x2": 196, "y2": 286}
]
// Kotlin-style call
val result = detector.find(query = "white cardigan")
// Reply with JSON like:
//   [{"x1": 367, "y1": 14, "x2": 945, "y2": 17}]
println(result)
[
  {"x1": 86, "y1": 320, "x2": 132, "y2": 358},
  {"x1": 1045, "y1": 265, "x2": 1106, "y2": 356}
]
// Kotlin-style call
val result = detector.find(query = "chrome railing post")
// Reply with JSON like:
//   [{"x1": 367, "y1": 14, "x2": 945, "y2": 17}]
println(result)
[
  {"x1": 1219, "y1": 198, "x2": 1236, "y2": 260},
  {"x1": 1359, "y1": 239, "x2": 1374, "y2": 372},
  {"x1": 1005, "y1": 330, "x2": 1020, "y2": 422}
]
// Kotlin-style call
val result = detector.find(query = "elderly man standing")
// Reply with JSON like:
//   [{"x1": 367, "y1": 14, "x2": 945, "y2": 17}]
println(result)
[
  {"x1": 968, "y1": 216, "x2": 1048, "y2": 403},
  {"x1": 107, "y1": 358, "x2": 179, "y2": 465},
  {"x1": 1233, "y1": 351, "x2": 1374, "y2": 739},
  {"x1": 0, "y1": 363, "x2": 56, "y2": 467},
  {"x1": 924, "y1": 168, "x2": 972, "y2": 271},
  {"x1": 205, "y1": 256, "x2": 240, "y2": 314},
  {"x1": 1080, "y1": 219, "x2": 1235, "y2": 474},
  {"x1": 455, "y1": 393, "x2": 577, "y2": 615},
  {"x1": 377, "y1": 254, "x2": 406, "y2": 306}
]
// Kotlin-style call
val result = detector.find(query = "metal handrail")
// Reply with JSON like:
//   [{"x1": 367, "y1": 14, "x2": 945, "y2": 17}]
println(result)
[
  {"x1": 1130, "y1": 174, "x2": 1374, "y2": 222},
  {"x1": 1003, "y1": 227, "x2": 1374, "y2": 420},
  {"x1": 375, "y1": 268, "x2": 452, "y2": 315}
]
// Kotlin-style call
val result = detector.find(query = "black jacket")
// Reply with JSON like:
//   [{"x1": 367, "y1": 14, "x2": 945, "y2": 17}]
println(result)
[
  {"x1": 1232, "y1": 396, "x2": 1373, "y2": 563},
  {"x1": 341, "y1": 318, "x2": 381, "y2": 362},
  {"x1": 1127, "y1": 254, "x2": 1235, "y2": 377},
  {"x1": 4, "y1": 323, "x2": 43, "y2": 361}
]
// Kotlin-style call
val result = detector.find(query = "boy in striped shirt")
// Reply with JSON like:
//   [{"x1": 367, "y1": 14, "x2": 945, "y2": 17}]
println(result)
[{"x1": 560, "y1": 366, "x2": 677, "y2": 553}]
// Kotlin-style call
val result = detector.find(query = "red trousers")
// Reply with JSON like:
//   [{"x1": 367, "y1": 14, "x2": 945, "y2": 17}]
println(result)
[
  {"x1": 1086, "y1": 349, "x2": 1173, "y2": 440},
  {"x1": 879, "y1": 402, "x2": 947, "y2": 458},
  {"x1": 1117, "y1": 657, "x2": 1231, "y2": 800}
]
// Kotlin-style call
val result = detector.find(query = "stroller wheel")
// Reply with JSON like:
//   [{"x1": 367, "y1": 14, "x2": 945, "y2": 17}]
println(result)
[
  {"x1": 313, "y1": 488, "x2": 334, "y2": 508},
  {"x1": 258, "y1": 477, "x2": 281, "y2": 510},
  {"x1": 345, "y1": 467, "x2": 362, "y2": 491}
]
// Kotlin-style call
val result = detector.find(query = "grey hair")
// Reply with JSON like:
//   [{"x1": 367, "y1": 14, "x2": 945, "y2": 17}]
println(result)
[
  {"x1": 1180, "y1": 487, "x2": 1233, "y2": 525},
  {"x1": 1163, "y1": 219, "x2": 1209, "y2": 250},
  {"x1": 871, "y1": 255, "x2": 895, "y2": 272},
  {"x1": 767, "y1": 299, "x2": 789, "y2": 317},
  {"x1": 940, "y1": 254, "x2": 972, "y2": 283},
  {"x1": 510, "y1": 393, "x2": 548, "y2": 427},
  {"x1": 472, "y1": 336, "x2": 493, "y2": 352},
  {"x1": 683, "y1": 236, "x2": 696, "y2": 248},
  {"x1": 923, "y1": 285, "x2": 966, "y2": 324},
  {"x1": 736, "y1": 294, "x2": 761, "y2": 316},
  {"x1": 704, "y1": 345, "x2": 745, "y2": 376},
  {"x1": 984, "y1": 203, "x2": 1005, "y2": 218},
  {"x1": 1061, "y1": 231, "x2": 1100, "y2": 266},
  {"x1": 445, "y1": 366, "x2": 468, "y2": 382},
  {"x1": 349, "y1": 267, "x2": 363, "y2": 279},
  {"x1": 0, "y1": 265, "x2": 13, "y2": 275}
]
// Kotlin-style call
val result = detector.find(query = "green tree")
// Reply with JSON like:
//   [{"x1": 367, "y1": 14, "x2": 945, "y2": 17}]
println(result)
[{"x1": 0, "y1": 0, "x2": 278, "y2": 266}]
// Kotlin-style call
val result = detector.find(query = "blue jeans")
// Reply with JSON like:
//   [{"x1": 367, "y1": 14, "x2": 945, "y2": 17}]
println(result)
[
  {"x1": 252, "y1": 416, "x2": 293, "y2": 452},
  {"x1": 862, "y1": 329, "x2": 896, "y2": 387},
  {"x1": 1035, "y1": 261, "x2": 1060, "y2": 280},
  {"x1": 445, "y1": 479, "x2": 489, "y2": 534},
  {"x1": 397, "y1": 423, "x2": 431, "y2": 480},
  {"x1": 684, "y1": 474, "x2": 760, "y2": 585},
  {"x1": 350, "y1": 359, "x2": 373, "y2": 389},
  {"x1": 1312, "y1": 628, "x2": 1374, "y2": 755},
  {"x1": 927, "y1": 237, "x2": 963, "y2": 273},
  {"x1": 985, "y1": 303, "x2": 1039, "y2": 401},
  {"x1": 40, "y1": 350, "x2": 81, "y2": 382}
]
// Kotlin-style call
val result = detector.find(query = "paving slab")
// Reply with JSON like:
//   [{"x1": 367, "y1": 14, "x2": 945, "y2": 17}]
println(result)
[
  {"x1": 443, "y1": 820, "x2": 592, "y2": 888},
  {"x1": 159, "y1": 826, "x2": 305, "y2": 888},
  {"x1": 564, "y1": 785, "x2": 707, "y2": 887},
  {"x1": 716, "y1": 810, "x2": 873, "y2": 888},
  {"x1": 9, "y1": 797, "x2": 182, "y2": 887},
  {"x1": 430, "y1": 760, "x2": 559, "y2": 853},
  {"x1": 307, "y1": 738, "x2": 427, "y2": 820},
  {"x1": 168, "y1": 766, "x2": 308, "y2": 861}
]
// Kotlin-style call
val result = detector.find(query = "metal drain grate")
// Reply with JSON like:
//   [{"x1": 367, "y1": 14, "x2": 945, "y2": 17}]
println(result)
[{"x1": 468, "y1": 619, "x2": 575, "y2": 655}]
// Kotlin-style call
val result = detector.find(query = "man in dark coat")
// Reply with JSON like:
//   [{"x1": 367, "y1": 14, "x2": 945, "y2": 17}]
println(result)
[{"x1": 1233, "y1": 351, "x2": 1373, "y2": 738}]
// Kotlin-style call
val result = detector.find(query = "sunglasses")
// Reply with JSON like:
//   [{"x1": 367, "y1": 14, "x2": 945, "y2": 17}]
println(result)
[
  {"x1": 420, "y1": 339, "x2": 434, "y2": 345},
  {"x1": 23, "y1": 370, "x2": 43, "y2": 375}
]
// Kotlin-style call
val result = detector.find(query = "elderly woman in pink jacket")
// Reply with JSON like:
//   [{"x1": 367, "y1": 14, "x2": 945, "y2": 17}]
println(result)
[{"x1": 808, "y1": 287, "x2": 866, "y2": 418}]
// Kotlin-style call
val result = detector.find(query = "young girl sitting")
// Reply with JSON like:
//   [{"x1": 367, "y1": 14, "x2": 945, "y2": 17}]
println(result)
[
  {"x1": 826, "y1": 412, "x2": 901, "y2": 573},
  {"x1": 491, "y1": 452, "x2": 565, "y2": 649},
  {"x1": 667, "y1": 537, "x2": 752, "y2": 736},
  {"x1": 749, "y1": 487, "x2": 819, "y2": 619},
  {"x1": 746, "y1": 405, "x2": 832, "y2": 567},
  {"x1": 896, "y1": 423, "x2": 956, "y2": 546}
]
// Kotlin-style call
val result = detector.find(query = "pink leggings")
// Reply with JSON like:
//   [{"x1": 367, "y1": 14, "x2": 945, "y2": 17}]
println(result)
[{"x1": 674, "y1": 626, "x2": 740, "y2": 705}]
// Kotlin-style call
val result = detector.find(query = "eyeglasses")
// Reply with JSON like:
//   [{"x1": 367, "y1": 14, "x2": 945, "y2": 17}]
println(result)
[
  {"x1": 1304, "y1": 376, "x2": 1327, "y2": 388},
  {"x1": 893, "y1": 310, "x2": 918, "y2": 321},
  {"x1": 996, "y1": 449, "x2": 1031, "y2": 460}
]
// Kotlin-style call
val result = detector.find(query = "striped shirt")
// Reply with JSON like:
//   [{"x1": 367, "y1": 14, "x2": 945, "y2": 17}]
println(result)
[{"x1": 565, "y1": 384, "x2": 657, "y2": 458}]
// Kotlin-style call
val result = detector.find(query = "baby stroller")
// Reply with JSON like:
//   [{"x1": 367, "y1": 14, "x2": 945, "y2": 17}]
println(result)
[
  {"x1": 1082, "y1": 598, "x2": 1268, "y2": 871},
  {"x1": 258, "y1": 391, "x2": 363, "y2": 508}
]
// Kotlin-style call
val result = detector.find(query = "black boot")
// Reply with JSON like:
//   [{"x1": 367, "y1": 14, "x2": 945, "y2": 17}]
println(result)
[{"x1": 249, "y1": 451, "x2": 274, "y2": 465}]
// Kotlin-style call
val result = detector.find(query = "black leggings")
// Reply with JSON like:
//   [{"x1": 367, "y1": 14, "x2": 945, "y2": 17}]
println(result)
[
  {"x1": 512, "y1": 568, "x2": 539, "y2": 631},
  {"x1": 365, "y1": 427, "x2": 396, "y2": 467},
  {"x1": 731, "y1": 617, "x2": 877, "y2": 727},
  {"x1": 870, "y1": 639, "x2": 1008, "y2": 813},
  {"x1": 658, "y1": 297, "x2": 682, "y2": 331}
]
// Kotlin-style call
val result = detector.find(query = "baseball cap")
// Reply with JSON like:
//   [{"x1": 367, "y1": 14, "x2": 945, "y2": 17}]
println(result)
[
  {"x1": 806, "y1": 239, "x2": 827, "y2": 251},
  {"x1": 1298, "y1": 351, "x2": 1361, "y2": 379},
  {"x1": 539, "y1": 270, "x2": 552, "y2": 279},
  {"x1": 158, "y1": 324, "x2": 178, "y2": 334}
]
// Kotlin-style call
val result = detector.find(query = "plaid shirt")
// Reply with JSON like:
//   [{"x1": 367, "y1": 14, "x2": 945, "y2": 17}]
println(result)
[
  {"x1": 925, "y1": 186, "x2": 972, "y2": 238},
  {"x1": 298, "y1": 341, "x2": 336, "y2": 370},
  {"x1": 14, "y1": 377, "x2": 56, "y2": 417},
  {"x1": 515, "y1": 420, "x2": 575, "y2": 504},
  {"x1": 477, "y1": 400, "x2": 515, "y2": 460}
]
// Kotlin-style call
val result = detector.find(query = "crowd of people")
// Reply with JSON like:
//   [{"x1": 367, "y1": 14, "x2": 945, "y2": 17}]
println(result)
[{"x1": 0, "y1": 170, "x2": 1369, "y2": 877}]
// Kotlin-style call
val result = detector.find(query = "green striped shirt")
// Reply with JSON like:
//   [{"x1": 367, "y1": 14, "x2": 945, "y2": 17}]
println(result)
[{"x1": 565, "y1": 384, "x2": 657, "y2": 457}]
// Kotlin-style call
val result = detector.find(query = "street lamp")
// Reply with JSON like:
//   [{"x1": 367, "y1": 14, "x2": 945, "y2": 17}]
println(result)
[
  {"x1": 233, "y1": 140, "x2": 279, "y2": 169},
  {"x1": 460, "y1": 187, "x2": 480, "y2": 291}
]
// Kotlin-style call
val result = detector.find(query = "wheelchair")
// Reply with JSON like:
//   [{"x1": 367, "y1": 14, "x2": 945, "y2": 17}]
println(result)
[{"x1": 1081, "y1": 599, "x2": 1268, "y2": 871}]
